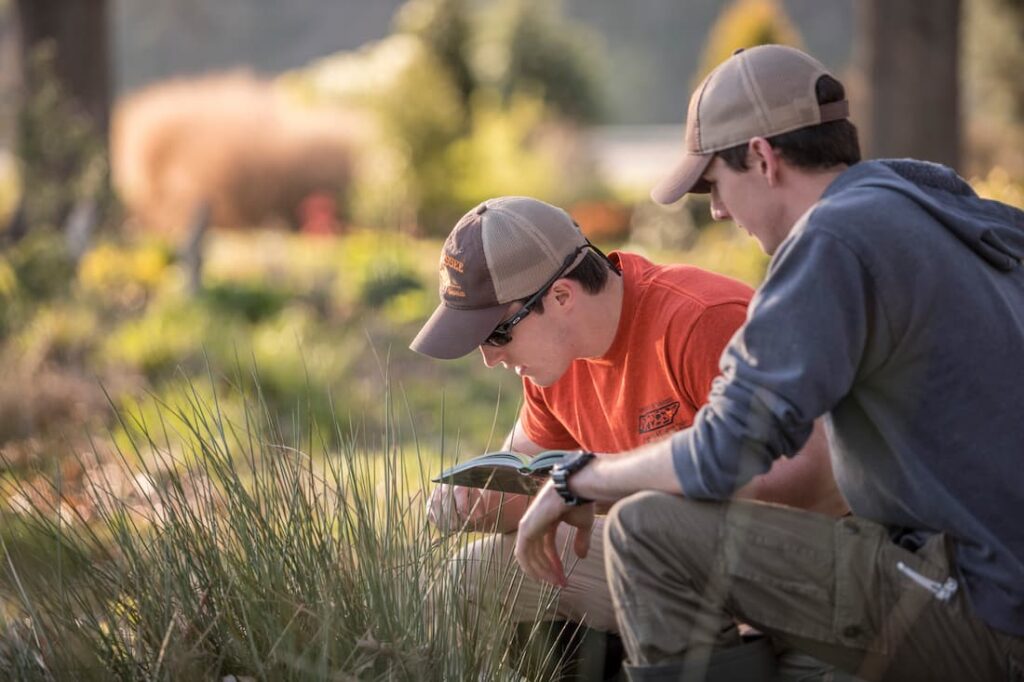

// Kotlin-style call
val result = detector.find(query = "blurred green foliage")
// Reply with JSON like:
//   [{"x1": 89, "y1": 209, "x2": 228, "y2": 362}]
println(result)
[
  {"x1": 0, "y1": 226, "x2": 526, "y2": 473},
  {"x1": 395, "y1": 0, "x2": 476, "y2": 106},
  {"x1": 360, "y1": 269, "x2": 422, "y2": 309},
  {"x1": 473, "y1": 0, "x2": 604, "y2": 124},
  {"x1": 288, "y1": 0, "x2": 607, "y2": 235},
  {"x1": 201, "y1": 280, "x2": 289, "y2": 323},
  {"x1": 695, "y1": 0, "x2": 802, "y2": 85},
  {"x1": 2, "y1": 232, "x2": 75, "y2": 302}
]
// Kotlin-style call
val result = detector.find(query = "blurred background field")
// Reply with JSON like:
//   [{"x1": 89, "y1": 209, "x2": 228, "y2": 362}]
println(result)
[{"x1": 0, "y1": 0, "x2": 1021, "y2": 678}]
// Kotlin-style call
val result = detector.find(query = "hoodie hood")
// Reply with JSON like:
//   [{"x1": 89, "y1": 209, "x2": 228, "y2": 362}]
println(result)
[{"x1": 824, "y1": 159, "x2": 1024, "y2": 272}]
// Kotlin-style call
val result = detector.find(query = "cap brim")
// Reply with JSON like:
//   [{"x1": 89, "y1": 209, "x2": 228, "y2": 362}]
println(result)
[
  {"x1": 410, "y1": 302, "x2": 511, "y2": 360},
  {"x1": 650, "y1": 152, "x2": 714, "y2": 205}
]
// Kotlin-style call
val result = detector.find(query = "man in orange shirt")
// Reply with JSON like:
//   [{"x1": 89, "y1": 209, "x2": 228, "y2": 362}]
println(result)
[{"x1": 410, "y1": 196, "x2": 844, "y2": 658}]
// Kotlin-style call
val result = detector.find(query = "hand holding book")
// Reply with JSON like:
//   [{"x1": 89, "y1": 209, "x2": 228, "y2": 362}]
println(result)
[{"x1": 431, "y1": 450, "x2": 576, "y2": 495}]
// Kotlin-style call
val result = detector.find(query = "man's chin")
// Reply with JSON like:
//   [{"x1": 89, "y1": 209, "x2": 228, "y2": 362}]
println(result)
[{"x1": 523, "y1": 374, "x2": 556, "y2": 388}]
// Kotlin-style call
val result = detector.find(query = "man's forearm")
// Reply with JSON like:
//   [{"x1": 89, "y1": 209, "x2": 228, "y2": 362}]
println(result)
[{"x1": 567, "y1": 440, "x2": 681, "y2": 502}]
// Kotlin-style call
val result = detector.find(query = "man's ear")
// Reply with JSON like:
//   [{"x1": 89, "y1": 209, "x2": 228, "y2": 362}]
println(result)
[
  {"x1": 549, "y1": 279, "x2": 575, "y2": 310},
  {"x1": 748, "y1": 137, "x2": 780, "y2": 186}
]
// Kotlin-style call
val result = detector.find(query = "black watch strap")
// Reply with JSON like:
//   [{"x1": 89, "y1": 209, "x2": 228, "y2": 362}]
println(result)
[{"x1": 551, "y1": 451, "x2": 596, "y2": 506}]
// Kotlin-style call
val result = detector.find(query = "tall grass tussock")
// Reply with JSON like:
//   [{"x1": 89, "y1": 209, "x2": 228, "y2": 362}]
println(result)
[{"x1": 0, "y1": 374, "x2": 563, "y2": 680}]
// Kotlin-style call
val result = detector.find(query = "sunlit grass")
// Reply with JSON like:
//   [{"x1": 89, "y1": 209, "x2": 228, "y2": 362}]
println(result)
[{"x1": 0, "y1": 372, "x2": 562, "y2": 680}]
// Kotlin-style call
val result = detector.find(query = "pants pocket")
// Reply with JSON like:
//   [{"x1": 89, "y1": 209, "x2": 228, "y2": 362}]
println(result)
[
  {"x1": 831, "y1": 517, "x2": 890, "y2": 654},
  {"x1": 720, "y1": 507, "x2": 889, "y2": 655}
]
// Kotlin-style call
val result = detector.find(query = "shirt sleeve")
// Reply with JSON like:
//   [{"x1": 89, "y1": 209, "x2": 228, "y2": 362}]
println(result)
[
  {"x1": 520, "y1": 380, "x2": 581, "y2": 450},
  {"x1": 671, "y1": 228, "x2": 875, "y2": 499}
]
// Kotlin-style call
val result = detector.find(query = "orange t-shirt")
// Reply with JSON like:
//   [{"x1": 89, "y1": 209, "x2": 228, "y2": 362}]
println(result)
[{"x1": 520, "y1": 252, "x2": 753, "y2": 453}]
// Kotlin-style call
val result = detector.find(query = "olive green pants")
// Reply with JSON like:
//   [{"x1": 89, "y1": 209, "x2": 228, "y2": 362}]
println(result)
[{"x1": 605, "y1": 492, "x2": 1024, "y2": 681}]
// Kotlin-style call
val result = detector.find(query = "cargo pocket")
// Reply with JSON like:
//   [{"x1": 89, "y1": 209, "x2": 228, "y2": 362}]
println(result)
[
  {"x1": 832, "y1": 516, "x2": 889, "y2": 655},
  {"x1": 720, "y1": 506, "x2": 889, "y2": 655}
]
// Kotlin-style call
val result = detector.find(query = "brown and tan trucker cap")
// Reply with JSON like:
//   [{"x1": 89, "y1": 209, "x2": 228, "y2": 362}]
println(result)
[
  {"x1": 651, "y1": 44, "x2": 849, "y2": 205},
  {"x1": 410, "y1": 196, "x2": 588, "y2": 359}
]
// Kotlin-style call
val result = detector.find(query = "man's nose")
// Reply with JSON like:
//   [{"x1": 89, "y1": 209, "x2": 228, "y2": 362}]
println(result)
[
  {"x1": 479, "y1": 344, "x2": 506, "y2": 368},
  {"x1": 710, "y1": 193, "x2": 731, "y2": 222}
]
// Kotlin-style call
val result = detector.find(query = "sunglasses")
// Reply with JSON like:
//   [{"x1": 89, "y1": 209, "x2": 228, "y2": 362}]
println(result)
[{"x1": 482, "y1": 241, "x2": 619, "y2": 348}]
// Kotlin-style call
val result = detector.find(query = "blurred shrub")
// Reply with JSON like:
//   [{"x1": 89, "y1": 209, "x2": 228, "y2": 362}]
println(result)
[
  {"x1": 971, "y1": 166, "x2": 1024, "y2": 210},
  {"x1": 473, "y1": 0, "x2": 604, "y2": 123},
  {"x1": 102, "y1": 297, "x2": 219, "y2": 378},
  {"x1": 3, "y1": 233, "x2": 75, "y2": 304},
  {"x1": 360, "y1": 269, "x2": 423, "y2": 309},
  {"x1": 293, "y1": 34, "x2": 465, "y2": 231},
  {"x1": 291, "y1": 0, "x2": 607, "y2": 233},
  {"x1": 333, "y1": 229, "x2": 431, "y2": 306},
  {"x1": 203, "y1": 229, "x2": 344, "y2": 297},
  {"x1": 77, "y1": 242, "x2": 172, "y2": 310},
  {"x1": 380, "y1": 286, "x2": 436, "y2": 326},
  {"x1": 201, "y1": 280, "x2": 289, "y2": 324},
  {"x1": 395, "y1": 0, "x2": 475, "y2": 106},
  {"x1": 112, "y1": 72, "x2": 361, "y2": 236},
  {"x1": 15, "y1": 304, "x2": 100, "y2": 370},
  {"x1": 423, "y1": 92, "x2": 604, "y2": 232},
  {"x1": 0, "y1": 365, "x2": 108, "y2": 446},
  {"x1": 696, "y1": 0, "x2": 802, "y2": 84},
  {"x1": 246, "y1": 305, "x2": 360, "y2": 413}
]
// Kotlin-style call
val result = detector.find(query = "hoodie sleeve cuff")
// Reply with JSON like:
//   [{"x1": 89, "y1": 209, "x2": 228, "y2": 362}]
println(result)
[{"x1": 670, "y1": 427, "x2": 715, "y2": 499}]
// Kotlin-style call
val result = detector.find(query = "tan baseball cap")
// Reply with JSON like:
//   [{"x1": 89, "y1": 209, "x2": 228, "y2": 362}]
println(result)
[
  {"x1": 651, "y1": 44, "x2": 849, "y2": 205},
  {"x1": 411, "y1": 196, "x2": 589, "y2": 359}
]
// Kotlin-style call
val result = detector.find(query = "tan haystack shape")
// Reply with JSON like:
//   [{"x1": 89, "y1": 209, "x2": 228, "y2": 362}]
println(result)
[{"x1": 112, "y1": 71, "x2": 369, "y2": 235}]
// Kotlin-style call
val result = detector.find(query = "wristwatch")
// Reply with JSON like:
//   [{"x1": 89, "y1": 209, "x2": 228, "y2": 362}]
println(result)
[{"x1": 550, "y1": 451, "x2": 596, "y2": 506}]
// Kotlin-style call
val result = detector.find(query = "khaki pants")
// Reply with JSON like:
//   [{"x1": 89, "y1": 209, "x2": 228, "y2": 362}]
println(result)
[
  {"x1": 605, "y1": 492, "x2": 1024, "y2": 681},
  {"x1": 453, "y1": 518, "x2": 620, "y2": 633}
]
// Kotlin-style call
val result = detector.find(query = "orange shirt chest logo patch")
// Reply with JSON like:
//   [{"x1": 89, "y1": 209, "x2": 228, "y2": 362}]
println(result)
[{"x1": 638, "y1": 400, "x2": 681, "y2": 434}]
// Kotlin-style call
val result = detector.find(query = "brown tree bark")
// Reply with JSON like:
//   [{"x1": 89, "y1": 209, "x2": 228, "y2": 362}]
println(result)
[
  {"x1": 7, "y1": 0, "x2": 111, "y2": 239},
  {"x1": 14, "y1": 0, "x2": 111, "y2": 135},
  {"x1": 854, "y1": 0, "x2": 961, "y2": 171}
]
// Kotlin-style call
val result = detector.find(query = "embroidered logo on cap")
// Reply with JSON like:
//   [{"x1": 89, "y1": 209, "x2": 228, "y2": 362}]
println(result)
[
  {"x1": 439, "y1": 265, "x2": 466, "y2": 298},
  {"x1": 442, "y1": 253, "x2": 464, "y2": 273}
]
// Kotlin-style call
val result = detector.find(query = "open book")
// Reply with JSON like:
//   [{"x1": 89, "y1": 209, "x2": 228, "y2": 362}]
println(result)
[{"x1": 431, "y1": 450, "x2": 575, "y2": 495}]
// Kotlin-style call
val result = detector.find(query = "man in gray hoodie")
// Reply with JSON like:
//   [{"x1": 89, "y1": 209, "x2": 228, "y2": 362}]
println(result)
[{"x1": 513, "y1": 45, "x2": 1024, "y2": 681}]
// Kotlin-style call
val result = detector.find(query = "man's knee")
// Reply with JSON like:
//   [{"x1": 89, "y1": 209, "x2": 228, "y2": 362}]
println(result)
[
  {"x1": 453, "y1": 532, "x2": 518, "y2": 601},
  {"x1": 606, "y1": 492, "x2": 724, "y2": 555}
]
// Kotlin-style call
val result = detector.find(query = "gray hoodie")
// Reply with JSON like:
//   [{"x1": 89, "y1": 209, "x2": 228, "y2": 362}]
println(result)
[{"x1": 671, "y1": 159, "x2": 1024, "y2": 635}]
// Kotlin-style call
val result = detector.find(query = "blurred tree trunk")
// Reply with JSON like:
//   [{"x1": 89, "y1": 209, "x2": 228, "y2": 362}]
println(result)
[
  {"x1": 854, "y1": 0, "x2": 961, "y2": 171},
  {"x1": 15, "y1": 0, "x2": 110, "y2": 134},
  {"x1": 9, "y1": 0, "x2": 111, "y2": 238}
]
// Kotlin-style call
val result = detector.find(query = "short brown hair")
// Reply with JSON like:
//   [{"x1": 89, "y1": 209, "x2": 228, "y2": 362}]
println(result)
[
  {"x1": 521, "y1": 251, "x2": 612, "y2": 314},
  {"x1": 718, "y1": 75, "x2": 860, "y2": 172}
]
